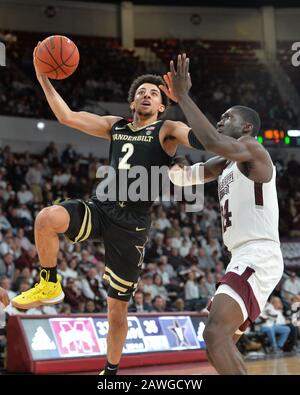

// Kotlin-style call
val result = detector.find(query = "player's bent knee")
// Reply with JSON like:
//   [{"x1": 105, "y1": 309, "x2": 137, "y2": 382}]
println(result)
[
  {"x1": 203, "y1": 322, "x2": 228, "y2": 347},
  {"x1": 203, "y1": 325, "x2": 218, "y2": 347},
  {"x1": 35, "y1": 206, "x2": 70, "y2": 234}
]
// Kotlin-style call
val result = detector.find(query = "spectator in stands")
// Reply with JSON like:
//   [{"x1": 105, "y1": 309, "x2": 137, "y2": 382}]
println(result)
[
  {"x1": 17, "y1": 184, "x2": 33, "y2": 205},
  {"x1": 146, "y1": 262, "x2": 158, "y2": 276},
  {"x1": 15, "y1": 245, "x2": 38, "y2": 271},
  {"x1": 0, "y1": 253, "x2": 15, "y2": 279},
  {"x1": 259, "y1": 300, "x2": 290, "y2": 353},
  {"x1": 13, "y1": 267, "x2": 34, "y2": 291},
  {"x1": 184, "y1": 271, "x2": 200, "y2": 311},
  {"x1": 53, "y1": 169, "x2": 71, "y2": 187},
  {"x1": 153, "y1": 207, "x2": 171, "y2": 232},
  {"x1": 287, "y1": 154, "x2": 300, "y2": 174},
  {"x1": 173, "y1": 297, "x2": 185, "y2": 312},
  {"x1": 179, "y1": 239, "x2": 191, "y2": 257},
  {"x1": 0, "y1": 207, "x2": 11, "y2": 231},
  {"x1": 205, "y1": 273, "x2": 216, "y2": 298},
  {"x1": 166, "y1": 218, "x2": 182, "y2": 239},
  {"x1": 185, "y1": 246, "x2": 199, "y2": 267},
  {"x1": 141, "y1": 273, "x2": 155, "y2": 299},
  {"x1": 271, "y1": 296, "x2": 299, "y2": 352},
  {"x1": 11, "y1": 236, "x2": 22, "y2": 260},
  {"x1": 152, "y1": 273, "x2": 169, "y2": 301},
  {"x1": 198, "y1": 247, "x2": 213, "y2": 270},
  {"x1": 59, "y1": 303, "x2": 72, "y2": 314},
  {"x1": 62, "y1": 144, "x2": 78, "y2": 164},
  {"x1": 198, "y1": 275, "x2": 211, "y2": 301},
  {"x1": 142, "y1": 292, "x2": 153, "y2": 312},
  {"x1": 77, "y1": 249, "x2": 94, "y2": 275},
  {"x1": 145, "y1": 234, "x2": 167, "y2": 262},
  {"x1": 25, "y1": 161, "x2": 44, "y2": 202},
  {"x1": 0, "y1": 276, "x2": 16, "y2": 299},
  {"x1": 156, "y1": 259, "x2": 170, "y2": 285},
  {"x1": 282, "y1": 272, "x2": 300, "y2": 303},
  {"x1": 205, "y1": 230, "x2": 222, "y2": 259},
  {"x1": 43, "y1": 142, "x2": 59, "y2": 166},
  {"x1": 289, "y1": 191, "x2": 300, "y2": 237},
  {"x1": 0, "y1": 233, "x2": 15, "y2": 256},
  {"x1": 6, "y1": 207, "x2": 27, "y2": 229},
  {"x1": 17, "y1": 279, "x2": 31, "y2": 294},
  {"x1": 57, "y1": 257, "x2": 77, "y2": 285},
  {"x1": 128, "y1": 291, "x2": 152, "y2": 313},
  {"x1": 168, "y1": 247, "x2": 186, "y2": 270},
  {"x1": 81, "y1": 268, "x2": 107, "y2": 310},
  {"x1": 16, "y1": 203, "x2": 33, "y2": 226},
  {"x1": 85, "y1": 300, "x2": 98, "y2": 313},
  {"x1": 151, "y1": 295, "x2": 166, "y2": 312},
  {"x1": 65, "y1": 257, "x2": 79, "y2": 280},
  {"x1": 63, "y1": 277, "x2": 86, "y2": 313},
  {"x1": 158, "y1": 255, "x2": 176, "y2": 279}
]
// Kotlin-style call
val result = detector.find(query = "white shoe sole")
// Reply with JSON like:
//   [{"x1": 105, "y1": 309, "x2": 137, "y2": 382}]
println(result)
[
  {"x1": 41, "y1": 292, "x2": 65, "y2": 305},
  {"x1": 12, "y1": 292, "x2": 65, "y2": 310}
]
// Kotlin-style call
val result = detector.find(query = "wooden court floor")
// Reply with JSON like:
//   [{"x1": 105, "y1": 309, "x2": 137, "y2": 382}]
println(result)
[{"x1": 117, "y1": 354, "x2": 300, "y2": 375}]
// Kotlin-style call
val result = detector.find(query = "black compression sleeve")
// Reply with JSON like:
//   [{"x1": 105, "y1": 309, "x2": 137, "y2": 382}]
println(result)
[{"x1": 188, "y1": 130, "x2": 205, "y2": 150}]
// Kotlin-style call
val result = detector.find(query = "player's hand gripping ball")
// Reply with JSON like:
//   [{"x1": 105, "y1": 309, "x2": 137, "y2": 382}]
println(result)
[{"x1": 34, "y1": 35, "x2": 79, "y2": 80}]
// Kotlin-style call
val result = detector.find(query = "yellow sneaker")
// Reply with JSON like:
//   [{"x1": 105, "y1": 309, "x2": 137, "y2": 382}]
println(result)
[{"x1": 12, "y1": 269, "x2": 65, "y2": 310}]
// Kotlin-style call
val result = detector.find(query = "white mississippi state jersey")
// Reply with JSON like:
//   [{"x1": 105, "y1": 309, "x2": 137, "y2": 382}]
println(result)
[{"x1": 218, "y1": 161, "x2": 280, "y2": 251}]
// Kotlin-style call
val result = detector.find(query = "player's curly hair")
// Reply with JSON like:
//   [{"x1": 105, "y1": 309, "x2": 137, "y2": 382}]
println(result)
[{"x1": 128, "y1": 74, "x2": 170, "y2": 117}]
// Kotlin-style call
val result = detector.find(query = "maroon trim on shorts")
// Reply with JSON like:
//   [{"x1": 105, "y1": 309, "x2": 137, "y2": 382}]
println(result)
[
  {"x1": 254, "y1": 182, "x2": 263, "y2": 206},
  {"x1": 208, "y1": 267, "x2": 261, "y2": 332}
]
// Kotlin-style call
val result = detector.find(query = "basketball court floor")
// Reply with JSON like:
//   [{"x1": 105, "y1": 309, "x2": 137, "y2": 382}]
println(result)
[{"x1": 86, "y1": 353, "x2": 300, "y2": 375}]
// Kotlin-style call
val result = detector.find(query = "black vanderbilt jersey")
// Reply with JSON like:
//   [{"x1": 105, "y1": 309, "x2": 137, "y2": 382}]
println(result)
[{"x1": 97, "y1": 118, "x2": 174, "y2": 210}]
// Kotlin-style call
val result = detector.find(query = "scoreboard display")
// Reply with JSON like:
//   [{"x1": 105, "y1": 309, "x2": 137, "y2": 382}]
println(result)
[{"x1": 257, "y1": 129, "x2": 300, "y2": 146}]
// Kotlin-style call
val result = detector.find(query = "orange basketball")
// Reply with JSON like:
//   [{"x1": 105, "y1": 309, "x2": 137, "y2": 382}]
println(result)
[{"x1": 34, "y1": 35, "x2": 79, "y2": 80}]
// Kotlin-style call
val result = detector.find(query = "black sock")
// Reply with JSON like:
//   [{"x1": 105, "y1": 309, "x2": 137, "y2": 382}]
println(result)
[
  {"x1": 104, "y1": 361, "x2": 119, "y2": 375},
  {"x1": 41, "y1": 267, "x2": 57, "y2": 283}
]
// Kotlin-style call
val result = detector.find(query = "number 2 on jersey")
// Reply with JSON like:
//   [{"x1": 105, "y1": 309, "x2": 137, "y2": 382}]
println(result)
[
  {"x1": 221, "y1": 199, "x2": 232, "y2": 232},
  {"x1": 118, "y1": 143, "x2": 134, "y2": 169}
]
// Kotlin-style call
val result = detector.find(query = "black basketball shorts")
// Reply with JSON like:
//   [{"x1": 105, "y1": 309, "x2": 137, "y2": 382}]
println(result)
[{"x1": 56, "y1": 198, "x2": 151, "y2": 302}]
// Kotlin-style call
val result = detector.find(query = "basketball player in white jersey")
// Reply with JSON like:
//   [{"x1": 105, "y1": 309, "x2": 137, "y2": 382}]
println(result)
[{"x1": 163, "y1": 54, "x2": 283, "y2": 374}]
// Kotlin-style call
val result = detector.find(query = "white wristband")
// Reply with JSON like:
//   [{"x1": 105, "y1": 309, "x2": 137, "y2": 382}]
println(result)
[{"x1": 168, "y1": 163, "x2": 204, "y2": 186}]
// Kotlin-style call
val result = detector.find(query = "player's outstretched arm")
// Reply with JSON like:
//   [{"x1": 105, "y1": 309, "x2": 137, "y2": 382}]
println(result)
[
  {"x1": 33, "y1": 43, "x2": 120, "y2": 140},
  {"x1": 163, "y1": 54, "x2": 262, "y2": 162},
  {"x1": 169, "y1": 155, "x2": 227, "y2": 186}
]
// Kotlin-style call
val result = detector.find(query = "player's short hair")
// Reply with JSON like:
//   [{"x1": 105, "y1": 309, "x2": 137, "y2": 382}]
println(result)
[
  {"x1": 231, "y1": 105, "x2": 261, "y2": 136},
  {"x1": 128, "y1": 74, "x2": 170, "y2": 116}
]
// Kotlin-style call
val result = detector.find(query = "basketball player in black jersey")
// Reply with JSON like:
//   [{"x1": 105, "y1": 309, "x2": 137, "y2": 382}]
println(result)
[{"x1": 12, "y1": 44, "x2": 205, "y2": 375}]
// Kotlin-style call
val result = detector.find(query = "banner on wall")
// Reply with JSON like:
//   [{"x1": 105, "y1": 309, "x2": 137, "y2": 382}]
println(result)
[{"x1": 21, "y1": 314, "x2": 207, "y2": 361}]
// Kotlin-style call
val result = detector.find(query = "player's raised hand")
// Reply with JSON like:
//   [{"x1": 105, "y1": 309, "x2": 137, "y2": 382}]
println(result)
[
  {"x1": 33, "y1": 42, "x2": 48, "y2": 82},
  {"x1": 169, "y1": 53, "x2": 192, "y2": 101},
  {"x1": 0, "y1": 287, "x2": 10, "y2": 307},
  {"x1": 159, "y1": 72, "x2": 178, "y2": 102}
]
